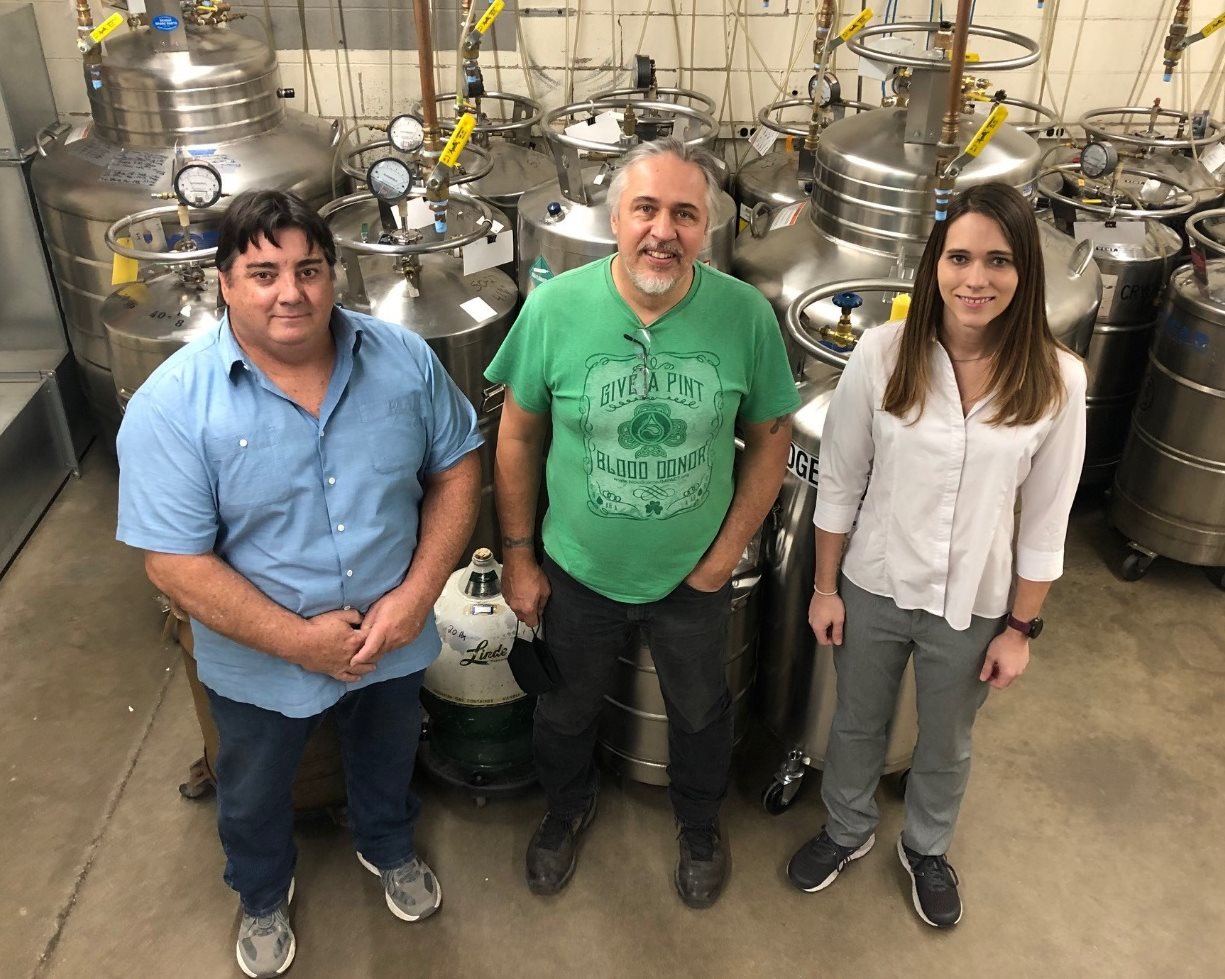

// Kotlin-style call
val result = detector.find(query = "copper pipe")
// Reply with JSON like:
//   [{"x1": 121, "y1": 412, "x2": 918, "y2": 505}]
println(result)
[
  {"x1": 414, "y1": 0, "x2": 441, "y2": 148},
  {"x1": 76, "y1": 0, "x2": 94, "y2": 31},
  {"x1": 803, "y1": 0, "x2": 837, "y2": 152},
  {"x1": 939, "y1": 0, "x2": 973, "y2": 147}
]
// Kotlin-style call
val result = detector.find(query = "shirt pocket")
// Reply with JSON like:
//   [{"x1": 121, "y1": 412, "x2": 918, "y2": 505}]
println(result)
[
  {"x1": 204, "y1": 428, "x2": 295, "y2": 510},
  {"x1": 358, "y1": 394, "x2": 427, "y2": 474}
]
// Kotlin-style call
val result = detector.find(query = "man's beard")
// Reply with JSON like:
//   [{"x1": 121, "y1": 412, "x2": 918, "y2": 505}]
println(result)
[{"x1": 625, "y1": 241, "x2": 686, "y2": 296}]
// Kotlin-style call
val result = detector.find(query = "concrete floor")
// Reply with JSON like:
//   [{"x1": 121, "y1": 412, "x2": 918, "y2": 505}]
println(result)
[{"x1": 3, "y1": 446, "x2": 1224, "y2": 979}]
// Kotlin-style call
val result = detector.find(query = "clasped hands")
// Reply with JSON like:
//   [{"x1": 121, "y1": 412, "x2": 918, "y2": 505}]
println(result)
[{"x1": 299, "y1": 589, "x2": 428, "y2": 683}]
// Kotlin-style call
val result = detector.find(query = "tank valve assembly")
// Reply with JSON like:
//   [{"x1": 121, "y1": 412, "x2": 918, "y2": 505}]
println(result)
[
  {"x1": 460, "y1": 0, "x2": 505, "y2": 101},
  {"x1": 934, "y1": 102, "x2": 1009, "y2": 221},
  {"x1": 1162, "y1": 2, "x2": 1225, "y2": 81},
  {"x1": 821, "y1": 292, "x2": 863, "y2": 351},
  {"x1": 799, "y1": 4, "x2": 873, "y2": 181}
]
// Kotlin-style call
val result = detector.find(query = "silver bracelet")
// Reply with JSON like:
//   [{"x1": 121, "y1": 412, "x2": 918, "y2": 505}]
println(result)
[{"x1": 813, "y1": 585, "x2": 838, "y2": 597}]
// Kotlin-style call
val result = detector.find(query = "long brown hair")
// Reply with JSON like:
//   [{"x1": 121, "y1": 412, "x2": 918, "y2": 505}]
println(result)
[{"x1": 881, "y1": 182, "x2": 1067, "y2": 427}]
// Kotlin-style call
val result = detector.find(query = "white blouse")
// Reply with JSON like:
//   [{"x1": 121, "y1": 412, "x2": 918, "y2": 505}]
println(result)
[{"x1": 813, "y1": 320, "x2": 1087, "y2": 631}]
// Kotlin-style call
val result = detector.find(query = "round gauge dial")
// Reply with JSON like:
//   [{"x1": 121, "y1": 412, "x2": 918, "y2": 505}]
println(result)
[
  {"x1": 367, "y1": 157, "x2": 413, "y2": 203},
  {"x1": 1080, "y1": 140, "x2": 1119, "y2": 180},
  {"x1": 388, "y1": 113, "x2": 425, "y2": 153},
  {"x1": 173, "y1": 162, "x2": 223, "y2": 208},
  {"x1": 809, "y1": 71, "x2": 841, "y2": 107}
]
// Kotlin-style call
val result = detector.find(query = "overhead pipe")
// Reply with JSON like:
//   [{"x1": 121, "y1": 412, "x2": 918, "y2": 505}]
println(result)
[
  {"x1": 415, "y1": 0, "x2": 442, "y2": 151},
  {"x1": 932, "y1": 0, "x2": 974, "y2": 218}
]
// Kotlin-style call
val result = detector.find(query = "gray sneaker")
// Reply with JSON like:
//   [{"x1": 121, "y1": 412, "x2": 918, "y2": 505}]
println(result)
[
  {"x1": 236, "y1": 878, "x2": 295, "y2": 978},
  {"x1": 357, "y1": 853, "x2": 442, "y2": 922}
]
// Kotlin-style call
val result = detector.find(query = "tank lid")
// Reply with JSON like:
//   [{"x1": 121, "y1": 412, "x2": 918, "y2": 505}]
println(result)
[{"x1": 89, "y1": 24, "x2": 284, "y2": 147}]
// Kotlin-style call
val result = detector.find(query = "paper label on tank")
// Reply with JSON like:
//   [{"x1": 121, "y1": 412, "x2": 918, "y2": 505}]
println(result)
[
  {"x1": 1200, "y1": 141, "x2": 1225, "y2": 174},
  {"x1": 769, "y1": 201, "x2": 808, "y2": 230},
  {"x1": 67, "y1": 138, "x2": 117, "y2": 167},
  {"x1": 857, "y1": 36, "x2": 914, "y2": 81},
  {"x1": 1074, "y1": 221, "x2": 1146, "y2": 248},
  {"x1": 564, "y1": 110, "x2": 623, "y2": 145},
  {"x1": 187, "y1": 148, "x2": 243, "y2": 173},
  {"x1": 749, "y1": 125, "x2": 779, "y2": 157},
  {"x1": 402, "y1": 196, "x2": 436, "y2": 229},
  {"x1": 460, "y1": 296, "x2": 498, "y2": 322},
  {"x1": 101, "y1": 149, "x2": 171, "y2": 188},
  {"x1": 463, "y1": 227, "x2": 514, "y2": 276}
]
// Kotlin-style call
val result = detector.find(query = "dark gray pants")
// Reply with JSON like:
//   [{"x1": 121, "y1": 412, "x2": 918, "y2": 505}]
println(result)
[
  {"x1": 534, "y1": 555, "x2": 733, "y2": 825},
  {"x1": 822, "y1": 577, "x2": 1003, "y2": 856}
]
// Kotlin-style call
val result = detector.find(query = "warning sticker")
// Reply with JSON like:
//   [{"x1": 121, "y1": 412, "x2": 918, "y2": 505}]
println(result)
[{"x1": 528, "y1": 255, "x2": 554, "y2": 287}]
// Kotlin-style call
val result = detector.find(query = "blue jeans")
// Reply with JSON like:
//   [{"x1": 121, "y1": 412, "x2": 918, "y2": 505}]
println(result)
[
  {"x1": 535, "y1": 555, "x2": 733, "y2": 825},
  {"x1": 205, "y1": 671, "x2": 425, "y2": 915}
]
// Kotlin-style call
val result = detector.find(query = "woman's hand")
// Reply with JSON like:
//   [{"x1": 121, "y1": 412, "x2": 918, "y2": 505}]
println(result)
[
  {"x1": 979, "y1": 629, "x2": 1030, "y2": 689},
  {"x1": 808, "y1": 591, "x2": 846, "y2": 646}
]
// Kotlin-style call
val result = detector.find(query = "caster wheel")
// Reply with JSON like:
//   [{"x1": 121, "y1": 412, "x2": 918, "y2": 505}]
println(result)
[
  {"x1": 1204, "y1": 567, "x2": 1225, "y2": 592},
  {"x1": 1120, "y1": 551, "x2": 1152, "y2": 581},
  {"x1": 761, "y1": 780, "x2": 795, "y2": 815}
]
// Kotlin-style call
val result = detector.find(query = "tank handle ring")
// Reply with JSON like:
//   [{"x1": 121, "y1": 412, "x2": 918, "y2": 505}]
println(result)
[
  {"x1": 591, "y1": 86, "x2": 717, "y2": 115},
  {"x1": 318, "y1": 190, "x2": 496, "y2": 257},
  {"x1": 330, "y1": 118, "x2": 343, "y2": 148},
  {"x1": 433, "y1": 91, "x2": 545, "y2": 136},
  {"x1": 754, "y1": 97, "x2": 875, "y2": 140},
  {"x1": 1186, "y1": 208, "x2": 1225, "y2": 258},
  {"x1": 1079, "y1": 106, "x2": 1224, "y2": 151},
  {"x1": 1037, "y1": 162, "x2": 1199, "y2": 220},
  {"x1": 845, "y1": 22, "x2": 1040, "y2": 72},
  {"x1": 542, "y1": 98, "x2": 718, "y2": 154},
  {"x1": 785, "y1": 279, "x2": 915, "y2": 370},
  {"x1": 105, "y1": 204, "x2": 228, "y2": 264},
  {"x1": 337, "y1": 136, "x2": 496, "y2": 184}
]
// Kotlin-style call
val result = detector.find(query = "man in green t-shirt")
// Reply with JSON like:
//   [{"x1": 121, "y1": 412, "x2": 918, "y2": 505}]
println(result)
[{"x1": 485, "y1": 137, "x2": 800, "y2": 909}]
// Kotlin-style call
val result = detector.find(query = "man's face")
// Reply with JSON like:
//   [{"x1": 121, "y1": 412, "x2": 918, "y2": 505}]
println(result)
[
  {"x1": 219, "y1": 228, "x2": 335, "y2": 362},
  {"x1": 610, "y1": 153, "x2": 710, "y2": 304}
]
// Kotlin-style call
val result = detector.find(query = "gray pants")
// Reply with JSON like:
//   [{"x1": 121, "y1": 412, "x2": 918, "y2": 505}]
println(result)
[{"x1": 822, "y1": 577, "x2": 1003, "y2": 856}]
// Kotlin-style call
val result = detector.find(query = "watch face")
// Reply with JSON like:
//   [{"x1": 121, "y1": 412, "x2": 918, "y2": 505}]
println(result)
[{"x1": 1029, "y1": 617, "x2": 1044, "y2": 639}]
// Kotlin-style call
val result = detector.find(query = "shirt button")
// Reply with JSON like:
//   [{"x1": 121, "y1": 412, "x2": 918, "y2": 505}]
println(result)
[
  {"x1": 346, "y1": 569, "x2": 353, "y2": 577},
  {"x1": 343, "y1": 604, "x2": 351, "y2": 610},
  {"x1": 328, "y1": 477, "x2": 336, "y2": 485},
  {"x1": 337, "y1": 524, "x2": 345, "y2": 532},
  {"x1": 239, "y1": 438, "x2": 248, "y2": 447}
]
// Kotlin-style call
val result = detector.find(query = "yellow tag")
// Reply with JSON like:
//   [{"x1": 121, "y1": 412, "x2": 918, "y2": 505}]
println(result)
[
  {"x1": 965, "y1": 52, "x2": 981, "y2": 63},
  {"x1": 475, "y1": 0, "x2": 505, "y2": 34},
  {"x1": 1202, "y1": 13, "x2": 1225, "y2": 37},
  {"x1": 440, "y1": 113, "x2": 476, "y2": 168},
  {"x1": 838, "y1": 8, "x2": 873, "y2": 43},
  {"x1": 889, "y1": 293, "x2": 911, "y2": 321},
  {"x1": 111, "y1": 238, "x2": 140, "y2": 285},
  {"x1": 964, "y1": 104, "x2": 1009, "y2": 158},
  {"x1": 90, "y1": 12, "x2": 124, "y2": 44},
  {"x1": 966, "y1": 91, "x2": 990, "y2": 102}
]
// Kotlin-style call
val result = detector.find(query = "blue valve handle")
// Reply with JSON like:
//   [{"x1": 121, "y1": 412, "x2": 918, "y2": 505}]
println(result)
[{"x1": 833, "y1": 291, "x2": 863, "y2": 310}]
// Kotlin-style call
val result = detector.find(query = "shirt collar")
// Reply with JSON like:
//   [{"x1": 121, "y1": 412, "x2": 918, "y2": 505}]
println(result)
[{"x1": 218, "y1": 307, "x2": 364, "y2": 380}]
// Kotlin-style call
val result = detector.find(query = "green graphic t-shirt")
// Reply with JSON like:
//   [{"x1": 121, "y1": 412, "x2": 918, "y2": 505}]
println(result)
[{"x1": 485, "y1": 257, "x2": 800, "y2": 603}]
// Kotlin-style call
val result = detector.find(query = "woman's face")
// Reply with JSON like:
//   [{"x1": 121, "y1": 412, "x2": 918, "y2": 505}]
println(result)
[{"x1": 937, "y1": 211, "x2": 1019, "y2": 335}]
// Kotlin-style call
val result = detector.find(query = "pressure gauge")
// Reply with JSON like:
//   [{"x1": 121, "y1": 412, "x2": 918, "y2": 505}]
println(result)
[
  {"x1": 1080, "y1": 140, "x2": 1119, "y2": 180},
  {"x1": 809, "y1": 71, "x2": 841, "y2": 107},
  {"x1": 633, "y1": 53, "x2": 654, "y2": 91},
  {"x1": 367, "y1": 157, "x2": 413, "y2": 203},
  {"x1": 173, "y1": 162, "x2": 223, "y2": 208},
  {"x1": 388, "y1": 113, "x2": 424, "y2": 153}
]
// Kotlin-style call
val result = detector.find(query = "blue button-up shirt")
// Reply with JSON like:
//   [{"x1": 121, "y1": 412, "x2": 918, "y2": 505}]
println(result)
[{"x1": 116, "y1": 306, "x2": 482, "y2": 717}]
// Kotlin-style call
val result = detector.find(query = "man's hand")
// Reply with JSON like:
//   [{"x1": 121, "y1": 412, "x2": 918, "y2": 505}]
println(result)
[
  {"x1": 502, "y1": 551, "x2": 551, "y2": 628},
  {"x1": 979, "y1": 629, "x2": 1030, "y2": 689},
  {"x1": 683, "y1": 557, "x2": 734, "y2": 594},
  {"x1": 808, "y1": 591, "x2": 845, "y2": 646},
  {"x1": 350, "y1": 587, "x2": 432, "y2": 668},
  {"x1": 298, "y1": 608, "x2": 372, "y2": 682}
]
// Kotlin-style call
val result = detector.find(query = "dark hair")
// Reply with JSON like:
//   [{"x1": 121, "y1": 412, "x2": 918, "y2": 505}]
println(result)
[
  {"x1": 881, "y1": 182, "x2": 1067, "y2": 427},
  {"x1": 215, "y1": 190, "x2": 336, "y2": 273}
]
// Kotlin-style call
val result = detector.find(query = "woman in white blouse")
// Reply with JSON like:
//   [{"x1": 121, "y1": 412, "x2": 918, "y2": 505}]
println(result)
[{"x1": 785, "y1": 183, "x2": 1087, "y2": 928}]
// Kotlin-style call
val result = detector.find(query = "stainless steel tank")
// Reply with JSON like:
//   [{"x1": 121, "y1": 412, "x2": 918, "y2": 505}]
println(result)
[
  {"x1": 322, "y1": 192, "x2": 519, "y2": 564},
  {"x1": 1111, "y1": 209, "x2": 1225, "y2": 586},
  {"x1": 733, "y1": 106, "x2": 1102, "y2": 362},
  {"x1": 517, "y1": 96, "x2": 735, "y2": 295},
  {"x1": 597, "y1": 536, "x2": 763, "y2": 786},
  {"x1": 30, "y1": 21, "x2": 337, "y2": 439}
]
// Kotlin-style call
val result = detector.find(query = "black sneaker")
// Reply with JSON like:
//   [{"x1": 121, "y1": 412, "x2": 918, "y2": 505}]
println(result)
[
  {"x1": 787, "y1": 829, "x2": 875, "y2": 892},
  {"x1": 525, "y1": 791, "x2": 598, "y2": 896},
  {"x1": 675, "y1": 819, "x2": 729, "y2": 909},
  {"x1": 897, "y1": 837, "x2": 962, "y2": 927}
]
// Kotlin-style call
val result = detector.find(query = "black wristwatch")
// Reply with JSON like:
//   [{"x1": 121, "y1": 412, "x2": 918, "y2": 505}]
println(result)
[{"x1": 1006, "y1": 614, "x2": 1043, "y2": 639}]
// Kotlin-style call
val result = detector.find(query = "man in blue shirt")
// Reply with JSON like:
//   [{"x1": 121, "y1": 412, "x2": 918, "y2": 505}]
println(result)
[{"x1": 116, "y1": 190, "x2": 481, "y2": 979}]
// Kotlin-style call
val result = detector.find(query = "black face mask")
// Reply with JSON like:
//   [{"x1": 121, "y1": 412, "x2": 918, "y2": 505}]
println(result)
[{"x1": 507, "y1": 625, "x2": 560, "y2": 695}]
